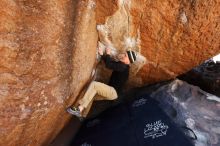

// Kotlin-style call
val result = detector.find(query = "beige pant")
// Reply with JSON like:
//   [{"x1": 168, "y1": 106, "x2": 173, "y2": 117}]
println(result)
[{"x1": 78, "y1": 81, "x2": 118, "y2": 117}]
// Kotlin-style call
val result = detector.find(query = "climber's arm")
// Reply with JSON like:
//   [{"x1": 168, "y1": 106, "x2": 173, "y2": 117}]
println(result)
[
  {"x1": 99, "y1": 47, "x2": 126, "y2": 71},
  {"x1": 103, "y1": 56, "x2": 127, "y2": 72}
]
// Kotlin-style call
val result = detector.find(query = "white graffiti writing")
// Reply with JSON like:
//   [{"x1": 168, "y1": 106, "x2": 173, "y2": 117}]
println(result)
[
  {"x1": 132, "y1": 98, "x2": 147, "y2": 107},
  {"x1": 144, "y1": 120, "x2": 169, "y2": 139},
  {"x1": 81, "y1": 142, "x2": 91, "y2": 146}
]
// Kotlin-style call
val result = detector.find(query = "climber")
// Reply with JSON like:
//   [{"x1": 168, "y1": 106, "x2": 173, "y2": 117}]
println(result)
[{"x1": 67, "y1": 47, "x2": 137, "y2": 118}]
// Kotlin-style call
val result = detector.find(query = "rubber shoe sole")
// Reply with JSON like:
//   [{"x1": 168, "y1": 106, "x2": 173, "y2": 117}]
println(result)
[{"x1": 66, "y1": 107, "x2": 81, "y2": 118}]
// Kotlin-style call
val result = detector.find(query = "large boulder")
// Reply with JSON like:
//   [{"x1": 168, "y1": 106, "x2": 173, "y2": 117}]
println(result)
[
  {"x1": 150, "y1": 79, "x2": 220, "y2": 146},
  {"x1": 0, "y1": 0, "x2": 97, "y2": 145},
  {"x1": 179, "y1": 60, "x2": 220, "y2": 97},
  {"x1": 95, "y1": 0, "x2": 220, "y2": 86},
  {"x1": 0, "y1": 0, "x2": 219, "y2": 145}
]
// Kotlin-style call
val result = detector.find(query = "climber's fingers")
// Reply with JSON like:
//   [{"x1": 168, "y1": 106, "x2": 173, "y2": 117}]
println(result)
[
  {"x1": 106, "y1": 47, "x2": 111, "y2": 55},
  {"x1": 98, "y1": 47, "x2": 104, "y2": 55}
]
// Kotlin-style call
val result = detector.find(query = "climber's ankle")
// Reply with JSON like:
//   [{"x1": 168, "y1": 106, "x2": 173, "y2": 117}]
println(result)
[{"x1": 78, "y1": 105, "x2": 84, "y2": 112}]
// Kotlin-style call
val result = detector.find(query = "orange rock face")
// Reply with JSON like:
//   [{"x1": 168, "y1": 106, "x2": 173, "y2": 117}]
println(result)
[
  {"x1": 0, "y1": 0, "x2": 97, "y2": 145},
  {"x1": 0, "y1": 0, "x2": 219, "y2": 145},
  {"x1": 96, "y1": 0, "x2": 220, "y2": 85}
]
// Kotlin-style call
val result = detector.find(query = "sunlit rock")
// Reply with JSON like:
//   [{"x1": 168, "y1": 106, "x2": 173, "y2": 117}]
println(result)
[
  {"x1": 0, "y1": 0, "x2": 220, "y2": 145},
  {"x1": 95, "y1": 0, "x2": 220, "y2": 85},
  {"x1": 0, "y1": 0, "x2": 97, "y2": 145}
]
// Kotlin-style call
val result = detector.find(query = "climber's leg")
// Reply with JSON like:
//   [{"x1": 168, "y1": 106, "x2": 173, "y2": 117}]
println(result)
[
  {"x1": 78, "y1": 81, "x2": 118, "y2": 109},
  {"x1": 67, "y1": 81, "x2": 117, "y2": 117}
]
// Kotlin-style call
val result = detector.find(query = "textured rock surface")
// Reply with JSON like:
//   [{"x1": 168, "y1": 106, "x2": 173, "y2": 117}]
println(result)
[
  {"x1": 0, "y1": 0, "x2": 220, "y2": 145},
  {"x1": 150, "y1": 79, "x2": 220, "y2": 146},
  {"x1": 179, "y1": 60, "x2": 220, "y2": 97},
  {"x1": 96, "y1": 0, "x2": 220, "y2": 86},
  {"x1": 0, "y1": 0, "x2": 97, "y2": 145}
]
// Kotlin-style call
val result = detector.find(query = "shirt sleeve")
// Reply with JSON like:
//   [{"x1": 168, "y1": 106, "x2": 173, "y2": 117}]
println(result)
[{"x1": 101, "y1": 55, "x2": 127, "y2": 72}]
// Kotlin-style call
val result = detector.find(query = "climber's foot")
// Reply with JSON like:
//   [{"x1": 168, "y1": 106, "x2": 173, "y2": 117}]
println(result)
[{"x1": 67, "y1": 107, "x2": 82, "y2": 118}]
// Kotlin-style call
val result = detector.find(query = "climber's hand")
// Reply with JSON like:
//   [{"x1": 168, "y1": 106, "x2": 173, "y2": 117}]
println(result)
[
  {"x1": 106, "y1": 47, "x2": 111, "y2": 55},
  {"x1": 98, "y1": 47, "x2": 103, "y2": 56}
]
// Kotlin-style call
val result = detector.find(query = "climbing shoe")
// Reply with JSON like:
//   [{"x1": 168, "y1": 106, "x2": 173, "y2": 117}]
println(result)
[{"x1": 67, "y1": 107, "x2": 81, "y2": 118}]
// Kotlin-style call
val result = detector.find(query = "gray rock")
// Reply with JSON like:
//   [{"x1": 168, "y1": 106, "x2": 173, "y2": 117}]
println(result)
[
  {"x1": 150, "y1": 79, "x2": 220, "y2": 146},
  {"x1": 179, "y1": 60, "x2": 220, "y2": 97}
]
